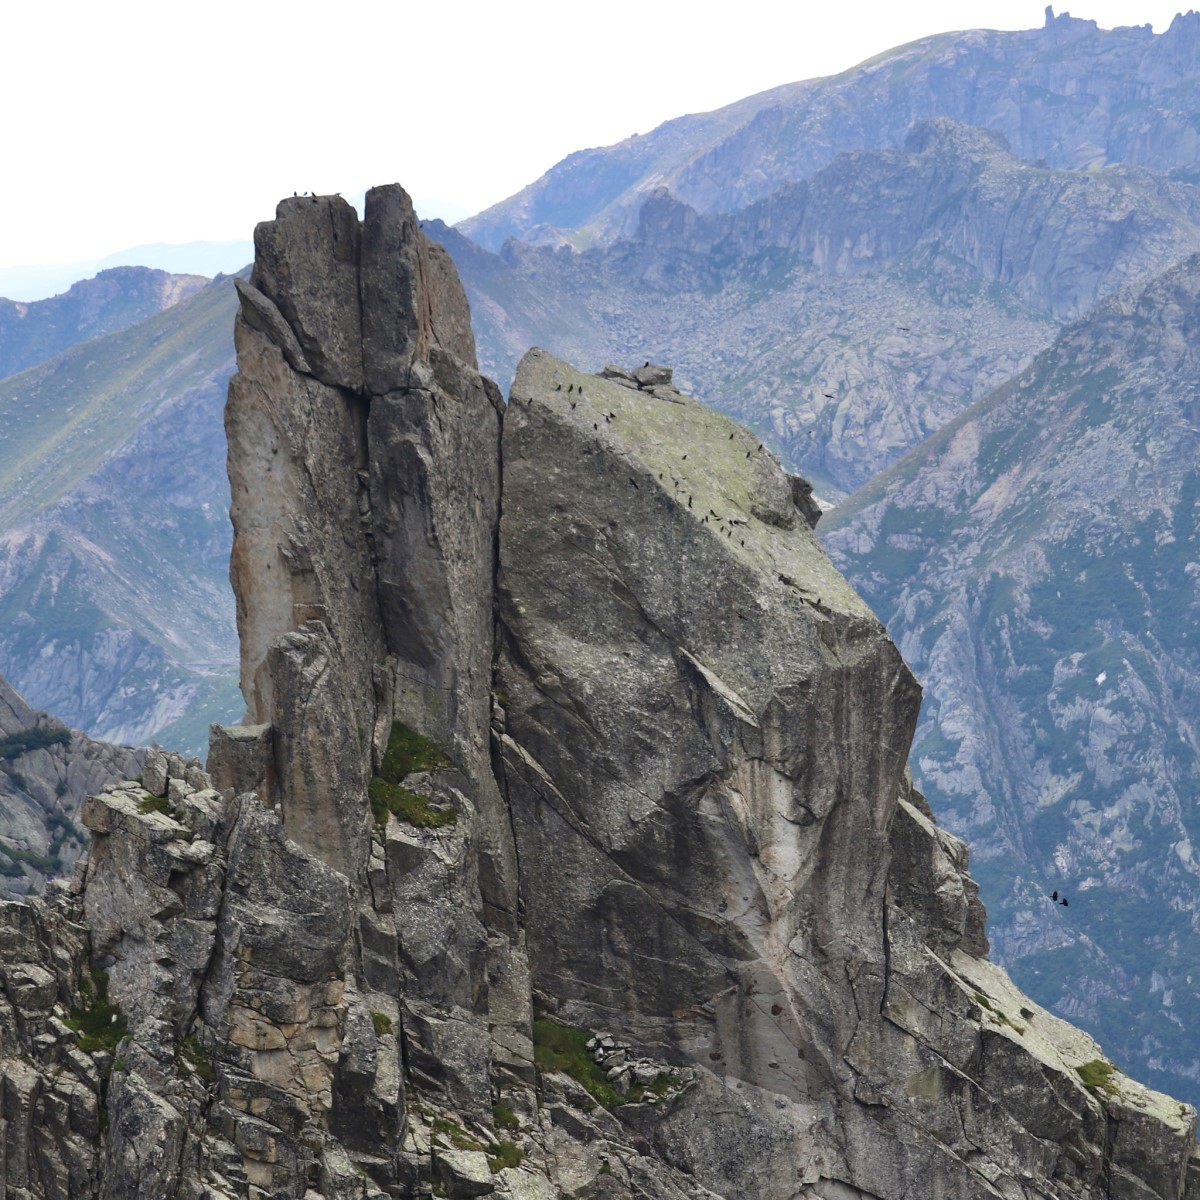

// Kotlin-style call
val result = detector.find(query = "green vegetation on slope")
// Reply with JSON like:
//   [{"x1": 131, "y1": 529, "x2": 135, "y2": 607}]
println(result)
[{"x1": 369, "y1": 721, "x2": 457, "y2": 830}]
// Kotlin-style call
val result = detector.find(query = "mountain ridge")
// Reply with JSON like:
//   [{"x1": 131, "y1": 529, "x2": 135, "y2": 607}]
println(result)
[{"x1": 462, "y1": 10, "x2": 1200, "y2": 251}]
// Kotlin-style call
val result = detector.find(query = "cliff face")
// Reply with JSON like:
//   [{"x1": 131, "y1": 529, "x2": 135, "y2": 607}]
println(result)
[{"x1": 1, "y1": 189, "x2": 1196, "y2": 1200}]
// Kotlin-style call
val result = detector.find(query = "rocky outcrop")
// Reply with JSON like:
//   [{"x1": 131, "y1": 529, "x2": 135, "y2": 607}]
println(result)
[
  {"x1": 0, "y1": 672, "x2": 143, "y2": 898},
  {"x1": 0, "y1": 188, "x2": 1195, "y2": 1199}
]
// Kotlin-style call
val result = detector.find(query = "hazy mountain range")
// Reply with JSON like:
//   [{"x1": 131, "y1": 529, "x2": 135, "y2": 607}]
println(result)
[
  {"x1": 0, "y1": 269, "x2": 240, "y2": 753},
  {"x1": 4, "y1": 6, "x2": 1200, "y2": 1109},
  {"x1": 464, "y1": 8, "x2": 1200, "y2": 250},
  {"x1": 823, "y1": 252, "x2": 1200, "y2": 1099},
  {"x1": 441, "y1": 116, "x2": 1200, "y2": 496}
]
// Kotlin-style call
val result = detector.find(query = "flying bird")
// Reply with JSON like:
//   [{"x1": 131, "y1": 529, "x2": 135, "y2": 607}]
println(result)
[
  {"x1": 823, "y1": 393, "x2": 835, "y2": 399},
  {"x1": 630, "y1": 478, "x2": 639, "y2": 489},
  {"x1": 1061, "y1": 897, "x2": 1069, "y2": 907},
  {"x1": 1051, "y1": 891, "x2": 1058, "y2": 901}
]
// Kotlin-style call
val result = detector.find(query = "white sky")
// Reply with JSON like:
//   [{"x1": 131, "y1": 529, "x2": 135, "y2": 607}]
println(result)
[{"x1": 3, "y1": 1, "x2": 1191, "y2": 268}]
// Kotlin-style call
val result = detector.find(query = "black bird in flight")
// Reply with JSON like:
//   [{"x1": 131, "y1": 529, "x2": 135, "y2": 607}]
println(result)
[
  {"x1": 745, "y1": 451, "x2": 751, "y2": 459},
  {"x1": 629, "y1": 478, "x2": 639, "y2": 489},
  {"x1": 1051, "y1": 891, "x2": 1058, "y2": 901},
  {"x1": 555, "y1": 384, "x2": 562, "y2": 391},
  {"x1": 1061, "y1": 897, "x2": 1069, "y2": 907},
  {"x1": 823, "y1": 392, "x2": 835, "y2": 399},
  {"x1": 682, "y1": 454, "x2": 688, "y2": 460}
]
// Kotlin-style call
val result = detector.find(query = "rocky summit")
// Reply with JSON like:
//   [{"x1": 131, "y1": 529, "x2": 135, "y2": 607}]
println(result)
[{"x1": 0, "y1": 186, "x2": 1196, "y2": 1200}]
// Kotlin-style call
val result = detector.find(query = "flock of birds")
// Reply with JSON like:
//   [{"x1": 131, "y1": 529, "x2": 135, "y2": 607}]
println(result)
[{"x1": 549, "y1": 377, "x2": 769, "y2": 548}]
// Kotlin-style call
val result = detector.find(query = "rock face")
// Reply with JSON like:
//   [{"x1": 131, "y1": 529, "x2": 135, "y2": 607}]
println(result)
[{"x1": 0, "y1": 189, "x2": 1196, "y2": 1199}]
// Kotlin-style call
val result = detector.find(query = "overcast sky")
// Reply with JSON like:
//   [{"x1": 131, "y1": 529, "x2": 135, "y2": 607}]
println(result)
[{"x1": 3, "y1": 1, "x2": 1191, "y2": 269}]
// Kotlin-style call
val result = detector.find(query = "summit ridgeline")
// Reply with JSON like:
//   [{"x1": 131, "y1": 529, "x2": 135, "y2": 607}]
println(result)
[{"x1": 0, "y1": 186, "x2": 1194, "y2": 1199}]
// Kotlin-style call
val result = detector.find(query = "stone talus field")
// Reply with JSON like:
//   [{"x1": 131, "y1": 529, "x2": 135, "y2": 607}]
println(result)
[{"x1": 0, "y1": 189, "x2": 1195, "y2": 1199}]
